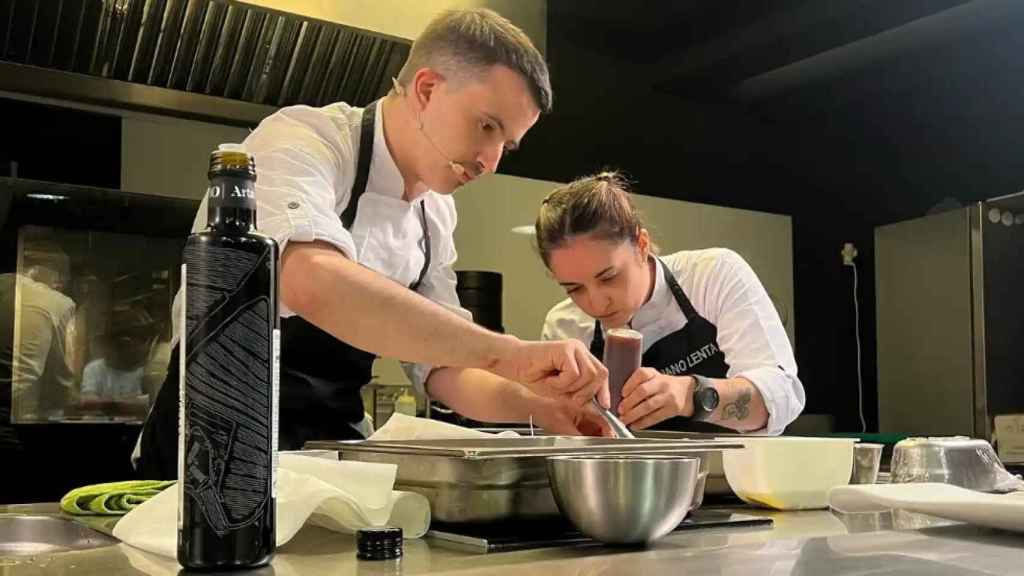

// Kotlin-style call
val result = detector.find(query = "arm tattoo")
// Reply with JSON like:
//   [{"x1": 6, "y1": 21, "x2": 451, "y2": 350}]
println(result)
[{"x1": 722, "y1": 389, "x2": 752, "y2": 421}]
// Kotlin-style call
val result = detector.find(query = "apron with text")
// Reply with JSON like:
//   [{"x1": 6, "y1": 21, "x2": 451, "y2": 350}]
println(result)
[{"x1": 590, "y1": 258, "x2": 732, "y2": 433}]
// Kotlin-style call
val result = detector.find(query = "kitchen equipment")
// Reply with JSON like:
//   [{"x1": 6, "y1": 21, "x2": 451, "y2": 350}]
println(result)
[
  {"x1": 394, "y1": 389, "x2": 417, "y2": 417},
  {"x1": 851, "y1": 443, "x2": 884, "y2": 484},
  {"x1": 455, "y1": 270, "x2": 503, "y2": 333},
  {"x1": 363, "y1": 382, "x2": 415, "y2": 428},
  {"x1": 592, "y1": 398, "x2": 635, "y2": 439},
  {"x1": 546, "y1": 455, "x2": 699, "y2": 544},
  {"x1": 472, "y1": 428, "x2": 733, "y2": 500},
  {"x1": 876, "y1": 193, "x2": 1024, "y2": 445},
  {"x1": 426, "y1": 509, "x2": 772, "y2": 553},
  {"x1": 890, "y1": 436, "x2": 1024, "y2": 492},
  {"x1": 306, "y1": 436, "x2": 742, "y2": 523},
  {"x1": 994, "y1": 414, "x2": 1024, "y2": 463},
  {"x1": 721, "y1": 436, "x2": 857, "y2": 510},
  {"x1": 0, "y1": 0, "x2": 410, "y2": 120}
]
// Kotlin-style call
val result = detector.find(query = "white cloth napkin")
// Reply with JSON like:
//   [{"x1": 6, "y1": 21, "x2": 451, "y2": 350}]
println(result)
[
  {"x1": 829, "y1": 482, "x2": 1024, "y2": 532},
  {"x1": 369, "y1": 412, "x2": 520, "y2": 440},
  {"x1": 113, "y1": 453, "x2": 431, "y2": 558}
]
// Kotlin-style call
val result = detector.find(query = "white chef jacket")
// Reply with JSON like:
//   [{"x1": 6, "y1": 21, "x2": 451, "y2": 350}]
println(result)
[
  {"x1": 174, "y1": 100, "x2": 471, "y2": 396},
  {"x1": 542, "y1": 248, "x2": 805, "y2": 435}
]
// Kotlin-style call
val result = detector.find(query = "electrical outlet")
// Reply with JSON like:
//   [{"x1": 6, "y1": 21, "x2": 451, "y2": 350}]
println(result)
[{"x1": 841, "y1": 242, "x2": 858, "y2": 266}]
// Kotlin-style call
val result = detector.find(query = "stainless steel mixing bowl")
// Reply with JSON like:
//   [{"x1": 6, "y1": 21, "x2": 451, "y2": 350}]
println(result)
[
  {"x1": 890, "y1": 436, "x2": 1017, "y2": 492},
  {"x1": 546, "y1": 455, "x2": 700, "y2": 544}
]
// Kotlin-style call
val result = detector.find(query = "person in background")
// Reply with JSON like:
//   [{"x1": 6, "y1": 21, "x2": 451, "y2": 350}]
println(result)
[
  {"x1": 536, "y1": 172, "x2": 805, "y2": 434},
  {"x1": 0, "y1": 248, "x2": 76, "y2": 422},
  {"x1": 78, "y1": 306, "x2": 157, "y2": 420},
  {"x1": 0, "y1": 243, "x2": 75, "y2": 504}
]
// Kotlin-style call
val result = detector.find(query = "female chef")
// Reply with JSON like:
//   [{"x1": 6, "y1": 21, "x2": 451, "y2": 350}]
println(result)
[{"x1": 537, "y1": 172, "x2": 805, "y2": 434}]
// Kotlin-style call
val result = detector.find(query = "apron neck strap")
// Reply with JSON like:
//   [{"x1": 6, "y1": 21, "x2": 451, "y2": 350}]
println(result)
[
  {"x1": 341, "y1": 100, "x2": 378, "y2": 229},
  {"x1": 657, "y1": 257, "x2": 699, "y2": 321},
  {"x1": 409, "y1": 201, "x2": 431, "y2": 291},
  {"x1": 589, "y1": 256, "x2": 700, "y2": 356},
  {"x1": 339, "y1": 100, "x2": 431, "y2": 292}
]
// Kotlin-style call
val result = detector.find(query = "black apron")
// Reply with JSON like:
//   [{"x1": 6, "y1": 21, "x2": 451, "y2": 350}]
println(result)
[
  {"x1": 590, "y1": 258, "x2": 732, "y2": 433},
  {"x1": 139, "y1": 102, "x2": 431, "y2": 479}
]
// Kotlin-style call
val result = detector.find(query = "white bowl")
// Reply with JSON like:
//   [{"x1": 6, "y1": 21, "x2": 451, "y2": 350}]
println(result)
[{"x1": 721, "y1": 436, "x2": 856, "y2": 510}]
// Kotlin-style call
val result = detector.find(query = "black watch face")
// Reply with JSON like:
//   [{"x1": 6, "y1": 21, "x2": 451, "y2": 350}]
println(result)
[{"x1": 697, "y1": 387, "x2": 719, "y2": 412}]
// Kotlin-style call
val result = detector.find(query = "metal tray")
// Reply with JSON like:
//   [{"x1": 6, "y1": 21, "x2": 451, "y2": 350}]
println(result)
[
  {"x1": 304, "y1": 437, "x2": 743, "y2": 523},
  {"x1": 453, "y1": 429, "x2": 742, "y2": 497}
]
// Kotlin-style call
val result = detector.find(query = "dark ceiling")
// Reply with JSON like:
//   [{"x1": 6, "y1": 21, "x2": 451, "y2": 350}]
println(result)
[
  {"x1": 549, "y1": 0, "x2": 808, "y2": 67},
  {"x1": 549, "y1": 0, "x2": 978, "y2": 104},
  {"x1": 533, "y1": 0, "x2": 1024, "y2": 225}
]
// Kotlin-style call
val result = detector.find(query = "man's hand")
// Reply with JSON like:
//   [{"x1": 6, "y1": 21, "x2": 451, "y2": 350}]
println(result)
[
  {"x1": 489, "y1": 339, "x2": 610, "y2": 408},
  {"x1": 531, "y1": 397, "x2": 612, "y2": 437},
  {"x1": 618, "y1": 368, "x2": 696, "y2": 430}
]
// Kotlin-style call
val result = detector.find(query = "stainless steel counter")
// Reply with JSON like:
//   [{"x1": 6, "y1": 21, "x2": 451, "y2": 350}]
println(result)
[{"x1": 2, "y1": 503, "x2": 1021, "y2": 575}]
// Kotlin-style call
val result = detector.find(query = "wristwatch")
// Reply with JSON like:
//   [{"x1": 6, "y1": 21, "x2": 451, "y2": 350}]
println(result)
[{"x1": 691, "y1": 374, "x2": 720, "y2": 421}]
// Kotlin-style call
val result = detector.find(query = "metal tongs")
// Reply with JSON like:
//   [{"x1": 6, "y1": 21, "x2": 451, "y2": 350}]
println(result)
[{"x1": 592, "y1": 398, "x2": 635, "y2": 439}]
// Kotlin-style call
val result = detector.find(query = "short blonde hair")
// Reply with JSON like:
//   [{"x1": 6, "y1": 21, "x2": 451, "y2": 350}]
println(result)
[{"x1": 396, "y1": 8, "x2": 552, "y2": 113}]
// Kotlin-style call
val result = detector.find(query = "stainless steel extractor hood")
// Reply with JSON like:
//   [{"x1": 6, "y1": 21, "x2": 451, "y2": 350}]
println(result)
[{"x1": 0, "y1": 0, "x2": 411, "y2": 126}]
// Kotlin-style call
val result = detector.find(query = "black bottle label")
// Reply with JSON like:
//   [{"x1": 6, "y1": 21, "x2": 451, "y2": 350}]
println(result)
[{"x1": 178, "y1": 235, "x2": 278, "y2": 565}]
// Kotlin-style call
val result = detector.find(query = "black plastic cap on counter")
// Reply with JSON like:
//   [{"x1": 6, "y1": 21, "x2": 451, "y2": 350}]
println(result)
[{"x1": 356, "y1": 527, "x2": 403, "y2": 560}]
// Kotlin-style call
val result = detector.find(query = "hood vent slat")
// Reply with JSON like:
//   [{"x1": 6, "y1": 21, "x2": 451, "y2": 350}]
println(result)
[
  {"x1": 2, "y1": 0, "x2": 404, "y2": 118},
  {"x1": 1, "y1": 0, "x2": 410, "y2": 127}
]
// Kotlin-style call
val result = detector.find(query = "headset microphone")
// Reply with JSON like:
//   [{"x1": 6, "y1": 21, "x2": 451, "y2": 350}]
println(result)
[{"x1": 392, "y1": 78, "x2": 477, "y2": 179}]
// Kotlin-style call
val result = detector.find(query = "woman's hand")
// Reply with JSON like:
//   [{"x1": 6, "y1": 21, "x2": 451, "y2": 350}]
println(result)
[{"x1": 617, "y1": 368, "x2": 696, "y2": 430}]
